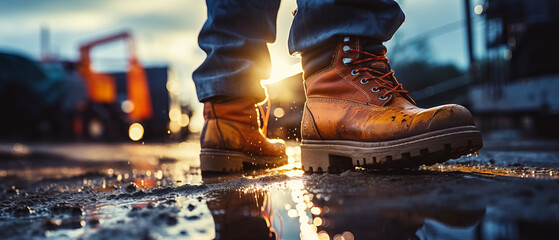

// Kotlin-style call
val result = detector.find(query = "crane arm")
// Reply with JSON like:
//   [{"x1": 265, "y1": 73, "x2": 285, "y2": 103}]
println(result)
[{"x1": 79, "y1": 31, "x2": 136, "y2": 63}]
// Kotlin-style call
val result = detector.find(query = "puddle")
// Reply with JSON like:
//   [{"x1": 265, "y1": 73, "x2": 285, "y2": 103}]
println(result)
[
  {"x1": 424, "y1": 163, "x2": 559, "y2": 179},
  {"x1": 2, "y1": 143, "x2": 559, "y2": 239},
  {"x1": 44, "y1": 194, "x2": 216, "y2": 239},
  {"x1": 4, "y1": 170, "x2": 558, "y2": 240},
  {"x1": 422, "y1": 151, "x2": 559, "y2": 180}
]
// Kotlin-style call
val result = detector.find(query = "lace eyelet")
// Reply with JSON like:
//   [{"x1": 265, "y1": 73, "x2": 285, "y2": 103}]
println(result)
[
  {"x1": 342, "y1": 58, "x2": 353, "y2": 66},
  {"x1": 379, "y1": 95, "x2": 389, "y2": 101},
  {"x1": 371, "y1": 87, "x2": 380, "y2": 93},
  {"x1": 343, "y1": 45, "x2": 351, "y2": 53},
  {"x1": 351, "y1": 69, "x2": 359, "y2": 76},
  {"x1": 360, "y1": 78, "x2": 369, "y2": 84}
]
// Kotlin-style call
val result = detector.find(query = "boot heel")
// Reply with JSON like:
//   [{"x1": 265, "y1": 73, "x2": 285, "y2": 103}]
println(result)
[
  {"x1": 200, "y1": 149, "x2": 244, "y2": 173},
  {"x1": 301, "y1": 147, "x2": 354, "y2": 173}
]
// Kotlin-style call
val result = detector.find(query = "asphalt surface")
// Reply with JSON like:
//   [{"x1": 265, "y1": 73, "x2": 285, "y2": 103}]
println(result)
[{"x1": 1, "y1": 136, "x2": 559, "y2": 240}]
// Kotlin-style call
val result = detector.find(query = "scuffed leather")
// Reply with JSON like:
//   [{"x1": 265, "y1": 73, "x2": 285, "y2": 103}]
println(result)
[{"x1": 302, "y1": 97, "x2": 475, "y2": 141}]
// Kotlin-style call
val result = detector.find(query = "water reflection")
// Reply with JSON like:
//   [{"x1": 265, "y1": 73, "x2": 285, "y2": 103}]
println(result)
[
  {"x1": 423, "y1": 163, "x2": 559, "y2": 179},
  {"x1": 202, "y1": 174, "x2": 278, "y2": 240},
  {"x1": 202, "y1": 170, "x2": 559, "y2": 240},
  {"x1": 310, "y1": 198, "x2": 486, "y2": 239},
  {"x1": 206, "y1": 189, "x2": 277, "y2": 240},
  {"x1": 3, "y1": 141, "x2": 559, "y2": 239}
]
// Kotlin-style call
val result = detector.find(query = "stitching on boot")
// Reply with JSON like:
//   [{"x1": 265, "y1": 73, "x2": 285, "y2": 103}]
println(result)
[
  {"x1": 211, "y1": 103, "x2": 226, "y2": 147},
  {"x1": 427, "y1": 107, "x2": 444, "y2": 130},
  {"x1": 304, "y1": 43, "x2": 341, "y2": 81},
  {"x1": 203, "y1": 119, "x2": 249, "y2": 151},
  {"x1": 307, "y1": 96, "x2": 385, "y2": 110},
  {"x1": 334, "y1": 68, "x2": 371, "y2": 103},
  {"x1": 223, "y1": 120, "x2": 247, "y2": 151},
  {"x1": 200, "y1": 119, "x2": 209, "y2": 144},
  {"x1": 304, "y1": 104, "x2": 323, "y2": 140}
]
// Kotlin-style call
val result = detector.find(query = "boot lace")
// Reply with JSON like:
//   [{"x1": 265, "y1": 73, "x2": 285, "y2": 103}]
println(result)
[
  {"x1": 257, "y1": 98, "x2": 271, "y2": 136},
  {"x1": 347, "y1": 48, "x2": 408, "y2": 99}
]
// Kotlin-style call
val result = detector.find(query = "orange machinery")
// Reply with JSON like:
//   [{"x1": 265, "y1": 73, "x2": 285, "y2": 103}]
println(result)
[{"x1": 78, "y1": 31, "x2": 152, "y2": 121}]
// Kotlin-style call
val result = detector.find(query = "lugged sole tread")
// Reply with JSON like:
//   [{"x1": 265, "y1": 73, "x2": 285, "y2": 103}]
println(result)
[
  {"x1": 200, "y1": 149, "x2": 288, "y2": 173},
  {"x1": 301, "y1": 126, "x2": 483, "y2": 173}
]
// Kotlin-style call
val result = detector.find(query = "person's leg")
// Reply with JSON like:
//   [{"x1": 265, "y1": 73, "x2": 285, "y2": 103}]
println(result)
[
  {"x1": 288, "y1": 0, "x2": 404, "y2": 56},
  {"x1": 193, "y1": 0, "x2": 281, "y2": 103},
  {"x1": 290, "y1": 0, "x2": 483, "y2": 172},
  {"x1": 194, "y1": 0, "x2": 287, "y2": 173}
]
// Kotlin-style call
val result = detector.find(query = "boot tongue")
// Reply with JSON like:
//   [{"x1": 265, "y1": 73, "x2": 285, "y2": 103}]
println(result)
[
  {"x1": 360, "y1": 40, "x2": 390, "y2": 73},
  {"x1": 370, "y1": 61, "x2": 390, "y2": 73}
]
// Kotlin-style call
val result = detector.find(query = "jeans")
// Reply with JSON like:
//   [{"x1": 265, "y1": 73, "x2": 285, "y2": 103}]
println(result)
[{"x1": 193, "y1": 0, "x2": 404, "y2": 102}]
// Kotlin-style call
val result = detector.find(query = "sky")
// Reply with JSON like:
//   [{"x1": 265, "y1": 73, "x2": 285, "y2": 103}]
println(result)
[{"x1": 0, "y1": 0, "x2": 486, "y2": 129}]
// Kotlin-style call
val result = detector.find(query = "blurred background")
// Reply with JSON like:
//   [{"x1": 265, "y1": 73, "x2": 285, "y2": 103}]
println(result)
[{"x1": 0, "y1": 0, "x2": 558, "y2": 142}]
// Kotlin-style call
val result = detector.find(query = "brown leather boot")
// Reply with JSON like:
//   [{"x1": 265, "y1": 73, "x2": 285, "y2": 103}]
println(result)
[
  {"x1": 200, "y1": 97, "x2": 287, "y2": 172},
  {"x1": 300, "y1": 37, "x2": 483, "y2": 172}
]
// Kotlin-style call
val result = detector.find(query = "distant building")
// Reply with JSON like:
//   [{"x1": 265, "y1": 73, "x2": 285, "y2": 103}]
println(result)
[{"x1": 470, "y1": 0, "x2": 559, "y2": 136}]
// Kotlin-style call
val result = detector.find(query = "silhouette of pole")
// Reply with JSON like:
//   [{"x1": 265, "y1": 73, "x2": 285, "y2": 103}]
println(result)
[{"x1": 464, "y1": 0, "x2": 476, "y2": 82}]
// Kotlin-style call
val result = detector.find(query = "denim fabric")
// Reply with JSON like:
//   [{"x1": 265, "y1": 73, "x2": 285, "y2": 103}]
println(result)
[{"x1": 193, "y1": 0, "x2": 404, "y2": 102}]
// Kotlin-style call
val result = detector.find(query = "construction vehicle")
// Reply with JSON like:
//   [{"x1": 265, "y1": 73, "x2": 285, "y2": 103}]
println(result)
[
  {"x1": 77, "y1": 31, "x2": 153, "y2": 140},
  {"x1": 0, "y1": 31, "x2": 190, "y2": 141},
  {"x1": 470, "y1": 0, "x2": 559, "y2": 137}
]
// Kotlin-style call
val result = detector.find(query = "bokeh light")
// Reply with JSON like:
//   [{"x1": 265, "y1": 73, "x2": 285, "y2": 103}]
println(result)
[{"x1": 128, "y1": 123, "x2": 144, "y2": 141}]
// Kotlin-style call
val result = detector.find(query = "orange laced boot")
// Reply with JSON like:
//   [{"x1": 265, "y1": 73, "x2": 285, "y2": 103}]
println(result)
[
  {"x1": 200, "y1": 97, "x2": 287, "y2": 173},
  {"x1": 300, "y1": 37, "x2": 483, "y2": 172}
]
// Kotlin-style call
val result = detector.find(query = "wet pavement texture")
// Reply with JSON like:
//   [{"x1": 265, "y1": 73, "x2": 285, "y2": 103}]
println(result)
[{"x1": 1, "y1": 138, "x2": 559, "y2": 240}]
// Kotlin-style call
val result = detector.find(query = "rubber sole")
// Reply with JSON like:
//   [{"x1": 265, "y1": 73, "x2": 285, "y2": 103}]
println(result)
[
  {"x1": 200, "y1": 149, "x2": 288, "y2": 173},
  {"x1": 301, "y1": 126, "x2": 483, "y2": 173}
]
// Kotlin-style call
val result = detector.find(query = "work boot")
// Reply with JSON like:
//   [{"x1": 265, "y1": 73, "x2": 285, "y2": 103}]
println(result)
[
  {"x1": 200, "y1": 97, "x2": 287, "y2": 173},
  {"x1": 300, "y1": 37, "x2": 483, "y2": 172}
]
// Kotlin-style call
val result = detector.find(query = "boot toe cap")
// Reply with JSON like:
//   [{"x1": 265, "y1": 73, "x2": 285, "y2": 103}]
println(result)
[
  {"x1": 267, "y1": 139, "x2": 287, "y2": 156},
  {"x1": 426, "y1": 104, "x2": 475, "y2": 131}
]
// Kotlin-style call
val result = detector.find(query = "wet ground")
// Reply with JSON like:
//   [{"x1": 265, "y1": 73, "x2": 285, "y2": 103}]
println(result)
[{"x1": 1, "y1": 137, "x2": 559, "y2": 240}]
